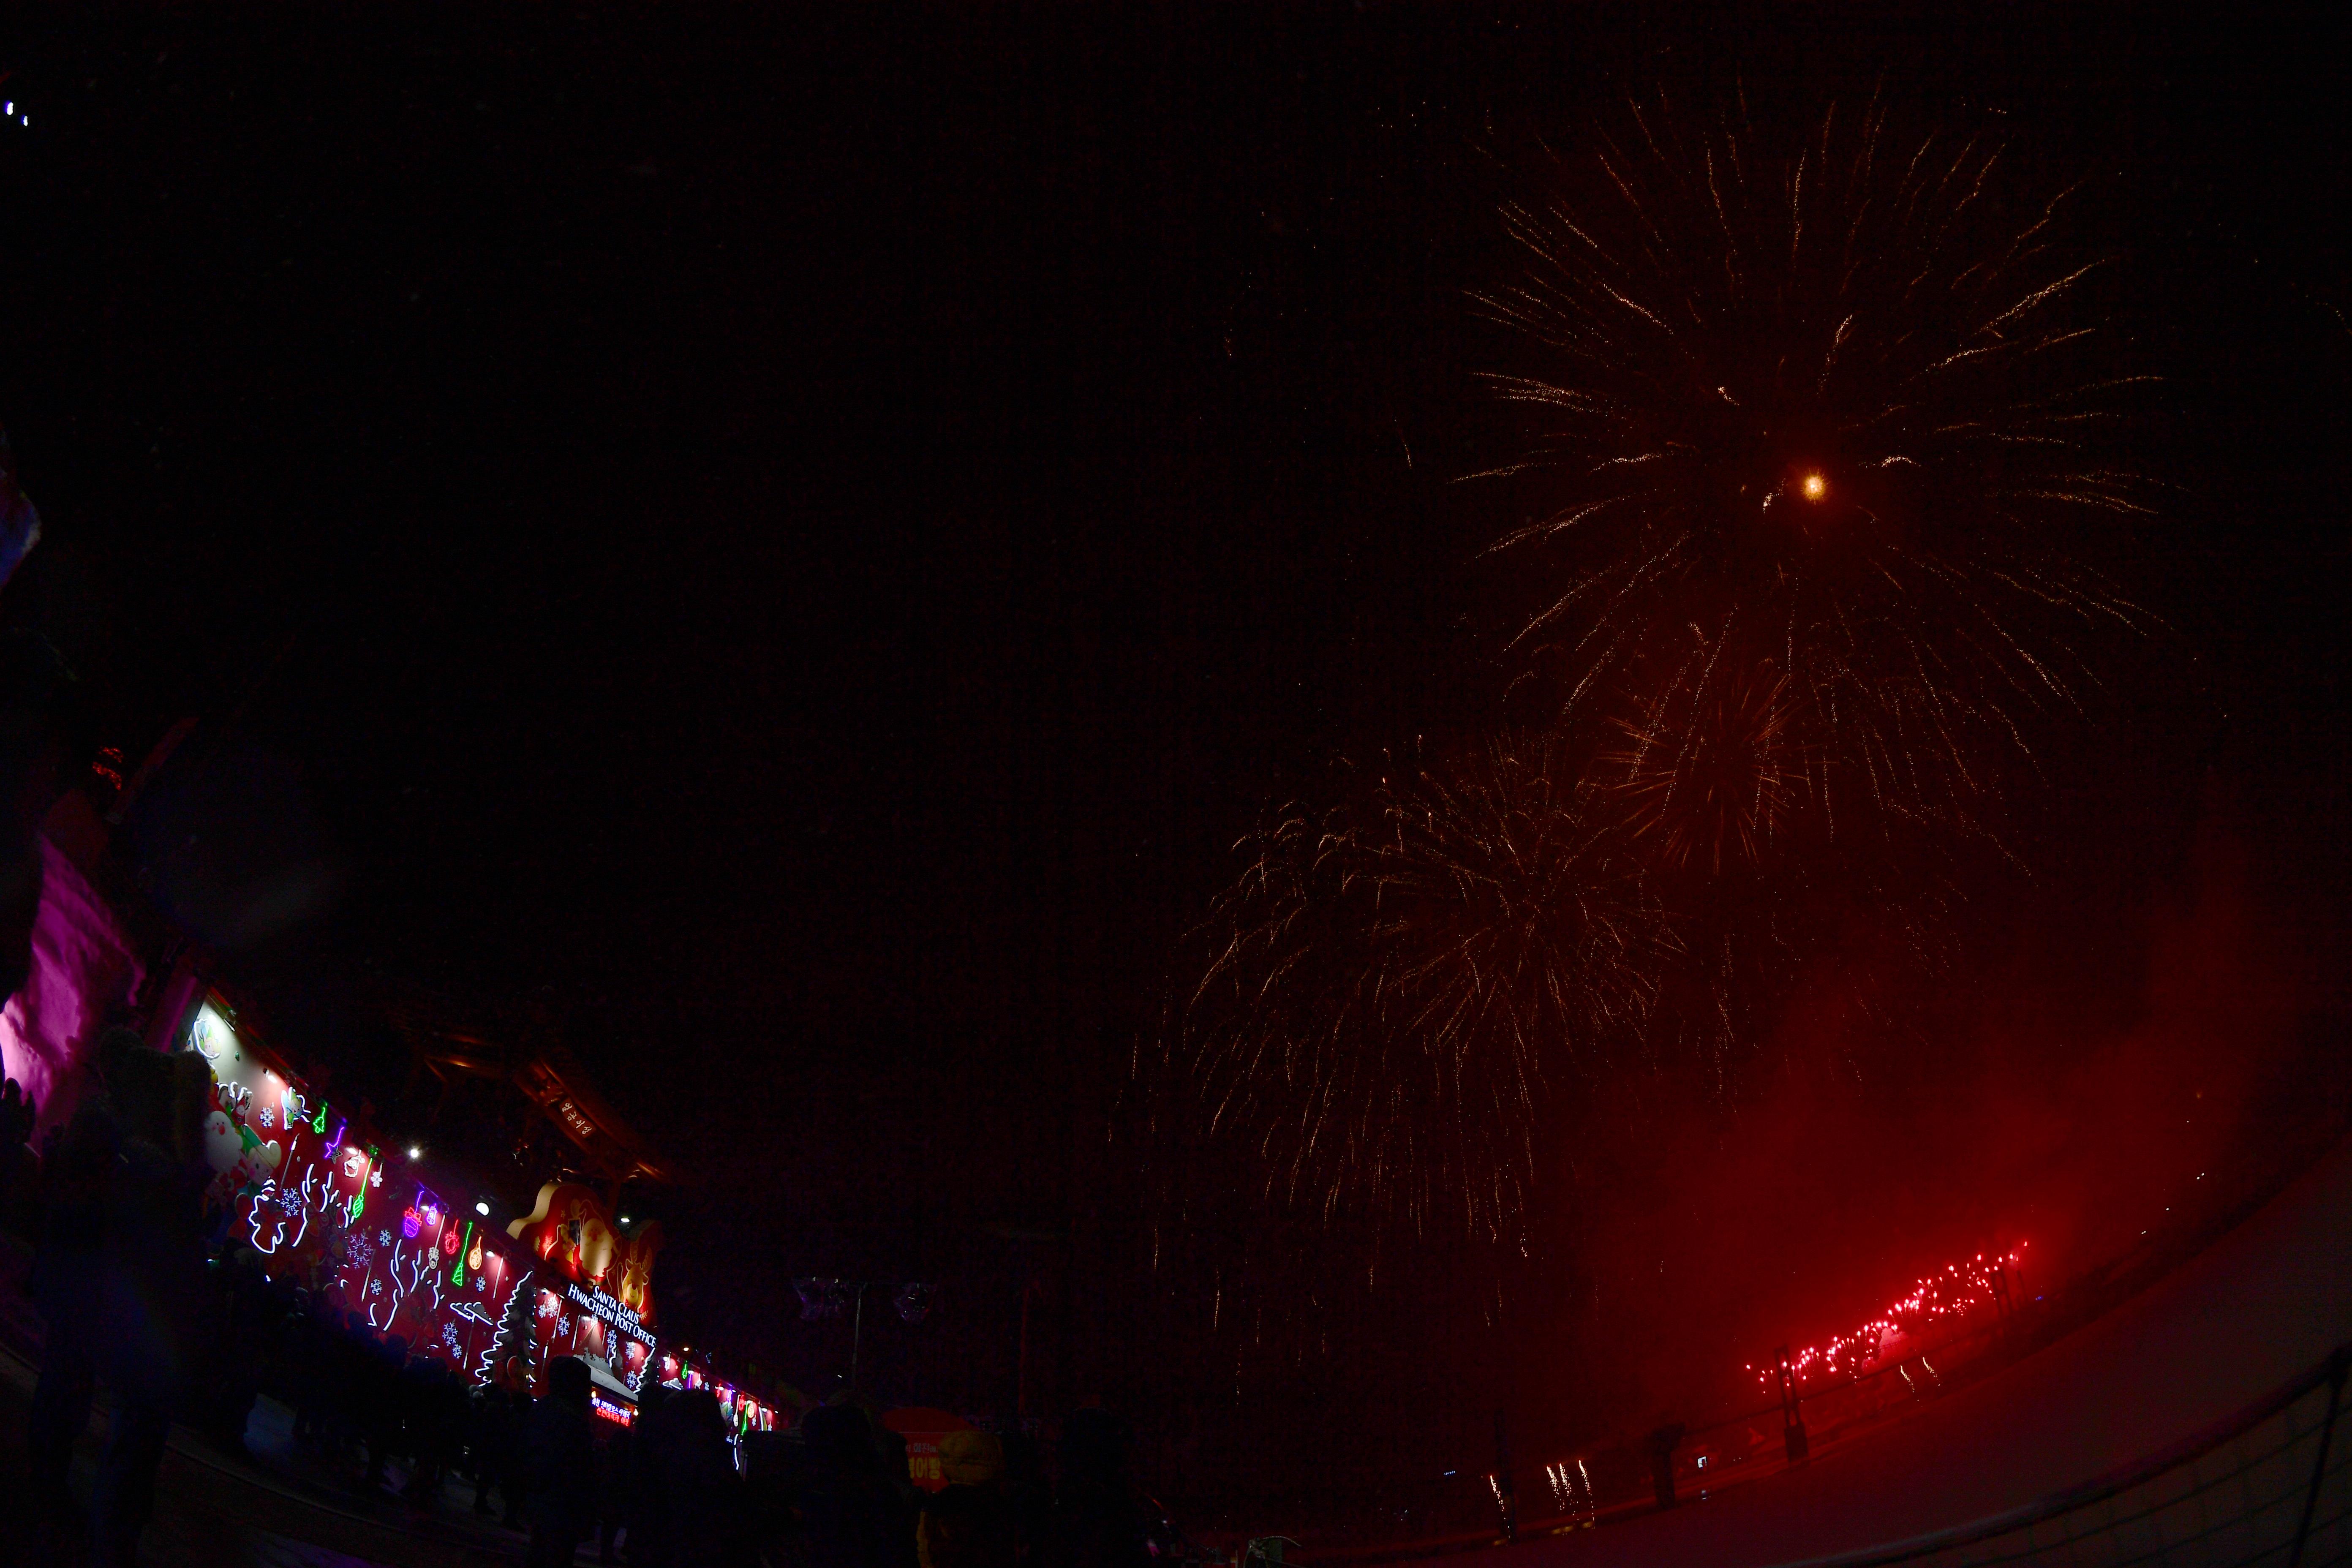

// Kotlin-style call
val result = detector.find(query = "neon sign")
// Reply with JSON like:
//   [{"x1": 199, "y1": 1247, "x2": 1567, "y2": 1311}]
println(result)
[
  {"x1": 508, "y1": 1181, "x2": 662, "y2": 1329},
  {"x1": 563, "y1": 1280, "x2": 654, "y2": 1349},
  {"x1": 403, "y1": 1190, "x2": 445, "y2": 1243},
  {"x1": 181, "y1": 999, "x2": 686, "y2": 1407},
  {"x1": 181, "y1": 998, "x2": 528, "y2": 1388}
]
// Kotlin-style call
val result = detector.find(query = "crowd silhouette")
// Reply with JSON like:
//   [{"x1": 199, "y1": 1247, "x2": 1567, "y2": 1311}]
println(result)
[{"x1": 2, "y1": 1044, "x2": 1182, "y2": 1568}]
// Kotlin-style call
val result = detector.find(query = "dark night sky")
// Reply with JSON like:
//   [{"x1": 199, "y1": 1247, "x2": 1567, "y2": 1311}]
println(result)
[{"x1": 0, "y1": 0, "x2": 2347, "y2": 1510}]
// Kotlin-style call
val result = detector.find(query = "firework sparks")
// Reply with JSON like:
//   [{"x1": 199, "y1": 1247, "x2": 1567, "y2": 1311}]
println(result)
[
  {"x1": 1600, "y1": 662, "x2": 1806, "y2": 877},
  {"x1": 1155, "y1": 734, "x2": 1666, "y2": 1239},
  {"x1": 1145, "y1": 92, "x2": 2167, "y2": 1266},
  {"x1": 1476, "y1": 90, "x2": 2164, "y2": 860}
]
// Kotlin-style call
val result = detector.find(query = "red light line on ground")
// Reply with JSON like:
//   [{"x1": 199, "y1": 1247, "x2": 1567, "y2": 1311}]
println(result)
[{"x1": 1753, "y1": 1243, "x2": 2026, "y2": 1391}]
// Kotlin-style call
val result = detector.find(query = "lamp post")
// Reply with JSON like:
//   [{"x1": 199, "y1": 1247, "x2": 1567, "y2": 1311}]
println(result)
[
  {"x1": 848, "y1": 1282, "x2": 867, "y2": 1389},
  {"x1": 1017, "y1": 1279, "x2": 1049, "y2": 1427}
]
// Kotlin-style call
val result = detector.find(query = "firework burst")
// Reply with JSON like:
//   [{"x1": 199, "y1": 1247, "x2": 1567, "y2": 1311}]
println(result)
[
  {"x1": 1476, "y1": 89, "x2": 2164, "y2": 860},
  {"x1": 1154, "y1": 733, "x2": 1665, "y2": 1239},
  {"x1": 1145, "y1": 90, "x2": 2166, "y2": 1264},
  {"x1": 1601, "y1": 662, "x2": 1807, "y2": 877}
]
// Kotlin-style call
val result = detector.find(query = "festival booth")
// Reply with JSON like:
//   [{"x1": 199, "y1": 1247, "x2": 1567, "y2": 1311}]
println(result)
[
  {"x1": 32, "y1": 937, "x2": 800, "y2": 1463},
  {"x1": 651, "y1": 1344, "x2": 786, "y2": 1461},
  {"x1": 507, "y1": 1179, "x2": 662, "y2": 1418},
  {"x1": 179, "y1": 996, "x2": 534, "y2": 1381},
  {"x1": 0, "y1": 771, "x2": 784, "y2": 1427},
  {"x1": 884, "y1": 1407, "x2": 974, "y2": 1492}
]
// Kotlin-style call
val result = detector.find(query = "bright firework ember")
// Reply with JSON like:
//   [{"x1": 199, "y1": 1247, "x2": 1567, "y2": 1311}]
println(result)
[{"x1": 1475, "y1": 89, "x2": 2165, "y2": 862}]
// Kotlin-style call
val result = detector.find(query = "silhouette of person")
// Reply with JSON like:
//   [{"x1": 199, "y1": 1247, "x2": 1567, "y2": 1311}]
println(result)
[{"x1": 523, "y1": 1356, "x2": 599, "y2": 1566}]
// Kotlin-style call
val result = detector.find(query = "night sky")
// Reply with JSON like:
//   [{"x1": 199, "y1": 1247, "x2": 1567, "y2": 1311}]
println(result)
[{"x1": 0, "y1": 2, "x2": 2346, "y2": 1519}]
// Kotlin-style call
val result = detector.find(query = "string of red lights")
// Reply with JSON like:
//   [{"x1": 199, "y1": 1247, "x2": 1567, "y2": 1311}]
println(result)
[{"x1": 1751, "y1": 1243, "x2": 2028, "y2": 1392}]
